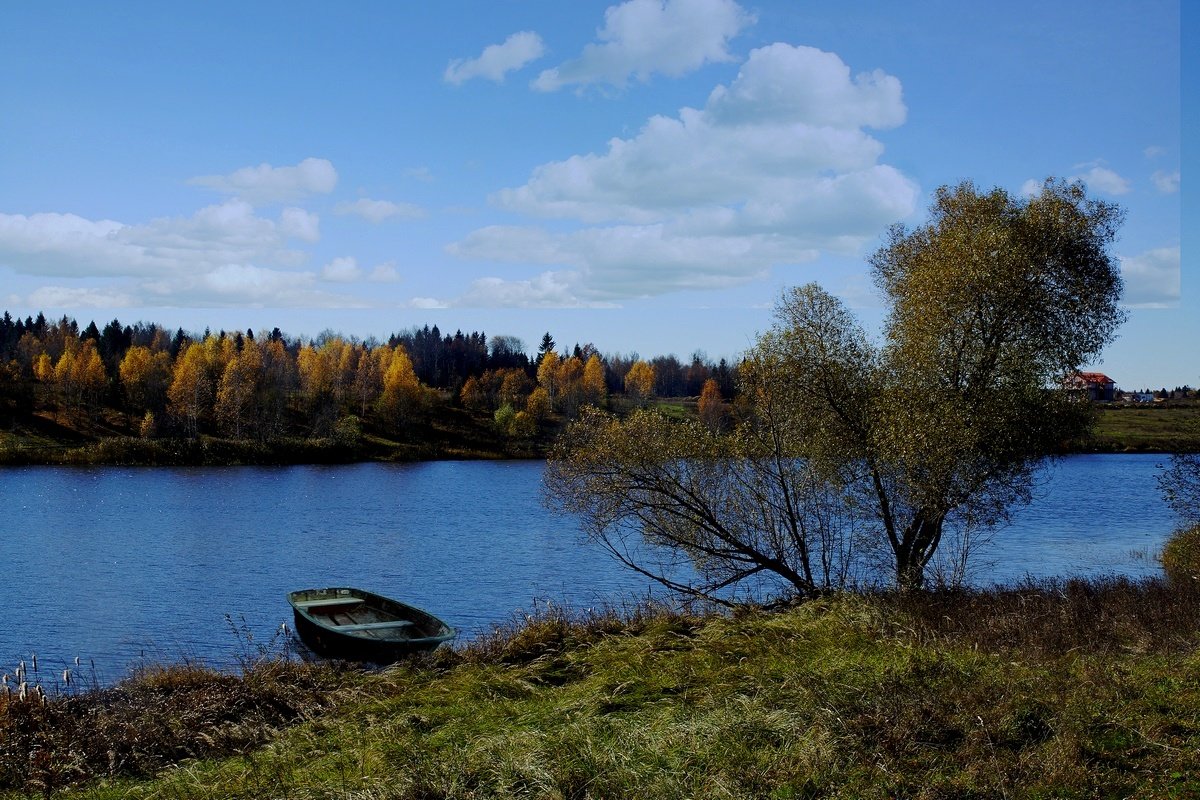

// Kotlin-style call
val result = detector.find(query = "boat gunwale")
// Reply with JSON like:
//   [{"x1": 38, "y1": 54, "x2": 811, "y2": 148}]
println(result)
[{"x1": 287, "y1": 587, "x2": 456, "y2": 647}]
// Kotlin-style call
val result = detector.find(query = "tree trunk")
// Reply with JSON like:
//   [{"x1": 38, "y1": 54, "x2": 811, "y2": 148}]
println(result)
[{"x1": 895, "y1": 510, "x2": 945, "y2": 590}]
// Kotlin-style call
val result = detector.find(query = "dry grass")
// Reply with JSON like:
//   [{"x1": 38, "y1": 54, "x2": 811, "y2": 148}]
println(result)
[
  {"x1": 0, "y1": 657, "x2": 350, "y2": 796},
  {"x1": 877, "y1": 574, "x2": 1200, "y2": 657}
]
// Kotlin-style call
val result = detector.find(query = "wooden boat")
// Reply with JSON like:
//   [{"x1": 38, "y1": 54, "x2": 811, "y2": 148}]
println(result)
[{"x1": 287, "y1": 587, "x2": 456, "y2": 662}]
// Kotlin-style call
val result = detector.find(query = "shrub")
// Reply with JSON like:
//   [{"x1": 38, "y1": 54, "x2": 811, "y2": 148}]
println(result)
[{"x1": 1161, "y1": 524, "x2": 1200, "y2": 587}]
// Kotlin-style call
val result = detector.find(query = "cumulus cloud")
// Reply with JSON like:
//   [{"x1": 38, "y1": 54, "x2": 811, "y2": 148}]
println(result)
[
  {"x1": 188, "y1": 157, "x2": 338, "y2": 205},
  {"x1": 139, "y1": 263, "x2": 367, "y2": 308},
  {"x1": 333, "y1": 198, "x2": 425, "y2": 223},
  {"x1": 0, "y1": 200, "x2": 368, "y2": 309},
  {"x1": 533, "y1": 0, "x2": 753, "y2": 91},
  {"x1": 445, "y1": 31, "x2": 545, "y2": 84},
  {"x1": 321, "y1": 256, "x2": 363, "y2": 282},
  {"x1": 0, "y1": 200, "x2": 308, "y2": 278},
  {"x1": 456, "y1": 273, "x2": 599, "y2": 308},
  {"x1": 368, "y1": 262, "x2": 400, "y2": 282},
  {"x1": 1069, "y1": 165, "x2": 1131, "y2": 196},
  {"x1": 1152, "y1": 170, "x2": 1180, "y2": 194},
  {"x1": 1120, "y1": 246, "x2": 1180, "y2": 308},
  {"x1": 451, "y1": 43, "x2": 917, "y2": 306},
  {"x1": 280, "y1": 207, "x2": 320, "y2": 242}
]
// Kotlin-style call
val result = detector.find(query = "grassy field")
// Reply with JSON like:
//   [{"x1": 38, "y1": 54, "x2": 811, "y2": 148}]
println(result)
[
  {"x1": 4, "y1": 578, "x2": 1198, "y2": 799},
  {"x1": 1088, "y1": 404, "x2": 1200, "y2": 453}
]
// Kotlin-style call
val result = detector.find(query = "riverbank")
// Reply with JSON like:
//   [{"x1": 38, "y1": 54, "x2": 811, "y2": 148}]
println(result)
[
  {"x1": 2, "y1": 577, "x2": 1197, "y2": 799},
  {"x1": 0, "y1": 403, "x2": 554, "y2": 466},
  {"x1": 3, "y1": 403, "x2": 1198, "y2": 466}
]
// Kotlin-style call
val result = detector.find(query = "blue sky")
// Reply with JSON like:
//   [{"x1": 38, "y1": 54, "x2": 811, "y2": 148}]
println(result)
[{"x1": 0, "y1": 0, "x2": 1187, "y2": 388}]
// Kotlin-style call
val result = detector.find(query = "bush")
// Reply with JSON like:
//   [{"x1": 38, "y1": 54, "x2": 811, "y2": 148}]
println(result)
[{"x1": 1161, "y1": 524, "x2": 1200, "y2": 587}]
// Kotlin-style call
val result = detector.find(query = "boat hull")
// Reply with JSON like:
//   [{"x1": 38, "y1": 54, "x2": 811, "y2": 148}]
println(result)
[{"x1": 287, "y1": 587, "x2": 456, "y2": 663}]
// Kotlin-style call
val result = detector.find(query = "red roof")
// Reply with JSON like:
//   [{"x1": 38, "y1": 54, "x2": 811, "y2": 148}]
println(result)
[{"x1": 1065, "y1": 372, "x2": 1114, "y2": 388}]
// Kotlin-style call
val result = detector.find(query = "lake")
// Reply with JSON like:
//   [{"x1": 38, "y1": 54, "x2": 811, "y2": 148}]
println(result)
[{"x1": 0, "y1": 454, "x2": 1179, "y2": 683}]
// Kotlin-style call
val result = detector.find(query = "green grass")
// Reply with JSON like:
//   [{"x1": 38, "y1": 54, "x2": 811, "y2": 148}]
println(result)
[
  {"x1": 7, "y1": 584, "x2": 1198, "y2": 799},
  {"x1": 1088, "y1": 405, "x2": 1200, "y2": 452}
]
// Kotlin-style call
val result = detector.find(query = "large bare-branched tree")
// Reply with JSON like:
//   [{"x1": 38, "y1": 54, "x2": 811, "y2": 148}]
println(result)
[{"x1": 547, "y1": 180, "x2": 1125, "y2": 597}]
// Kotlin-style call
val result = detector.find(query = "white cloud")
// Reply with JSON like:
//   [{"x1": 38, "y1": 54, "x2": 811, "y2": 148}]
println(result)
[
  {"x1": 453, "y1": 43, "x2": 917, "y2": 304},
  {"x1": 1120, "y1": 246, "x2": 1180, "y2": 308},
  {"x1": 705, "y1": 43, "x2": 905, "y2": 129},
  {"x1": 1069, "y1": 165, "x2": 1131, "y2": 196},
  {"x1": 445, "y1": 31, "x2": 545, "y2": 84},
  {"x1": 280, "y1": 207, "x2": 320, "y2": 242},
  {"x1": 1144, "y1": 145, "x2": 1166, "y2": 159},
  {"x1": 0, "y1": 200, "x2": 307, "y2": 279},
  {"x1": 26, "y1": 286, "x2": 137, "y2": 309},
  {"x1": 188, "y1": 158, "x2": 338, "y2": 205},
  {"x1": 139, "y1": 263, "x2": 367, "y2": 308},
  {"x1": 333, "y1": 198, "x2": 425, "y2": 223},
  {"x1": 368, "y1": 262, "x2": 400, "y2": 282},
  {"x1": 0, "y1": 200, "x2": 372, "y2": 310},
  {"x1": 321, "y1": 256, "x2": 363, "y2": 282},
  {"x1": 455, "y1": 273, "x2": 599, "y2": 308},
  {"x1": 1152, "y1": 170, "x2": 1180, "y2": 194},
  {"x1": 533, "y1": 0, "x2": 753, "y2": 92}
]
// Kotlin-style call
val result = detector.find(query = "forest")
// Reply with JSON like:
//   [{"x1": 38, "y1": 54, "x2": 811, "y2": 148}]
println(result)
[{"x1": 0, "y1": 311, "x2": 738, "y2": 459}]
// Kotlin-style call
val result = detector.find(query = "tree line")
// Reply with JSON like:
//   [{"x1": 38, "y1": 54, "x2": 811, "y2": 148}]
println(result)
[{"x1": 0, "y1": 313, "x2": 738, "y2": 442}]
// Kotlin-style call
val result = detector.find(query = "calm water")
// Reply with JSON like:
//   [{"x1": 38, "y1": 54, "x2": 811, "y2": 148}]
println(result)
[{"x1": 0, "y1": 455, "x2": 1179, "y2": 683}]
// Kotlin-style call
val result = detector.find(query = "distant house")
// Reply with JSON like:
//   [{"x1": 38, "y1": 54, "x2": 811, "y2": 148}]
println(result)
[{"x1": 1065, "y1": 372, "x2": 1116, "y2": 402}]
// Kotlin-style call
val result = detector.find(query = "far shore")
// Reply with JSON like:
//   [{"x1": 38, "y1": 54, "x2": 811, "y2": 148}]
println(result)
[{"x1": 2, "y1": 400, "x2": 1198, "y2": 468}]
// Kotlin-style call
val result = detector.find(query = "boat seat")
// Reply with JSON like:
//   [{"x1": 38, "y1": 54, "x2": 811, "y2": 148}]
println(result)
[
  {"x1": 334, "y1": 620, "x2": 416, "y2": 632},
  {"x1": 295, "y1": 597, "x2": 365, "y2": 609}
]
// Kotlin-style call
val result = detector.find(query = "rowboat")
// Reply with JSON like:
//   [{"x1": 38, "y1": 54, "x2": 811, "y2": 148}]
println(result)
[{"x1": 287, "y1": 587, "x2": 456, "y2": 662}]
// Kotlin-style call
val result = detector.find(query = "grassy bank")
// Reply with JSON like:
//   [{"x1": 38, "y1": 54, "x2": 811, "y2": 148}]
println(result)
[
  {"x1": 1085, "y1": 404, "x2": 1200, "y2": 453},
  {"x1": 0, "y1": 403, "x2": 553, "y2": 466},
  {"x1": 4, "y1": 402, "x2": 1199, "y2": 466},
  {"x1": 4, "y1": 579, "x2": 1198, "y2": 799}
]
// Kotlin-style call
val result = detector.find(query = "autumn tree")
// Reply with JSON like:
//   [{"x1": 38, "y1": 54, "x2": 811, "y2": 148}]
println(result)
[
  {"x1": 623, "y1": 360, "x2": 656, "y2": 408},
  {"x1": 526, "y1": 386, "x2": 551, "y2": 421},
  {"x1": 460, "y1": 375, "x2": 488, "y2": 412},
  {"x1": 54, "y1": 339, "x2": 107, "y2": 418},
  {"x1": 257, "y1": 337, "x2": 295, "y2": 436},
  {"x1": 582, "y1": 354, "x2": 607, "y2": 408},
  {"x1": 297, "y1": 340, "x2": 348, "y2": 433},
  {"x1": 498, "y1": 368, "x2": 533, "y2": 409},
  {"x1": 537, "y1": 351, "x2": 561, "y2": 406},
  {"x1": 549, "y1": 180, "x2": 1125, "y2": 595},
  {"x1": 119, "y1": 345, "x2": 172, "y2": 416},
  {"x1": 351, "y1": 347, "x2": 384, "y2": 417},
  {"x1": 697, "y1": 378, "x2": 726, "y2": 432},
  {"x1": 556, "y1": 356, "x2": 586, "y2": 417},
  {"x1": 167, "y1": 342, "x2": 212, "y2": 436},
  {"x1": 214, "y1": 342, "x2": 263, "y2": 439},
  {"x1": 377, "y1": 345, "x2": 424, "y2": 429}
]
